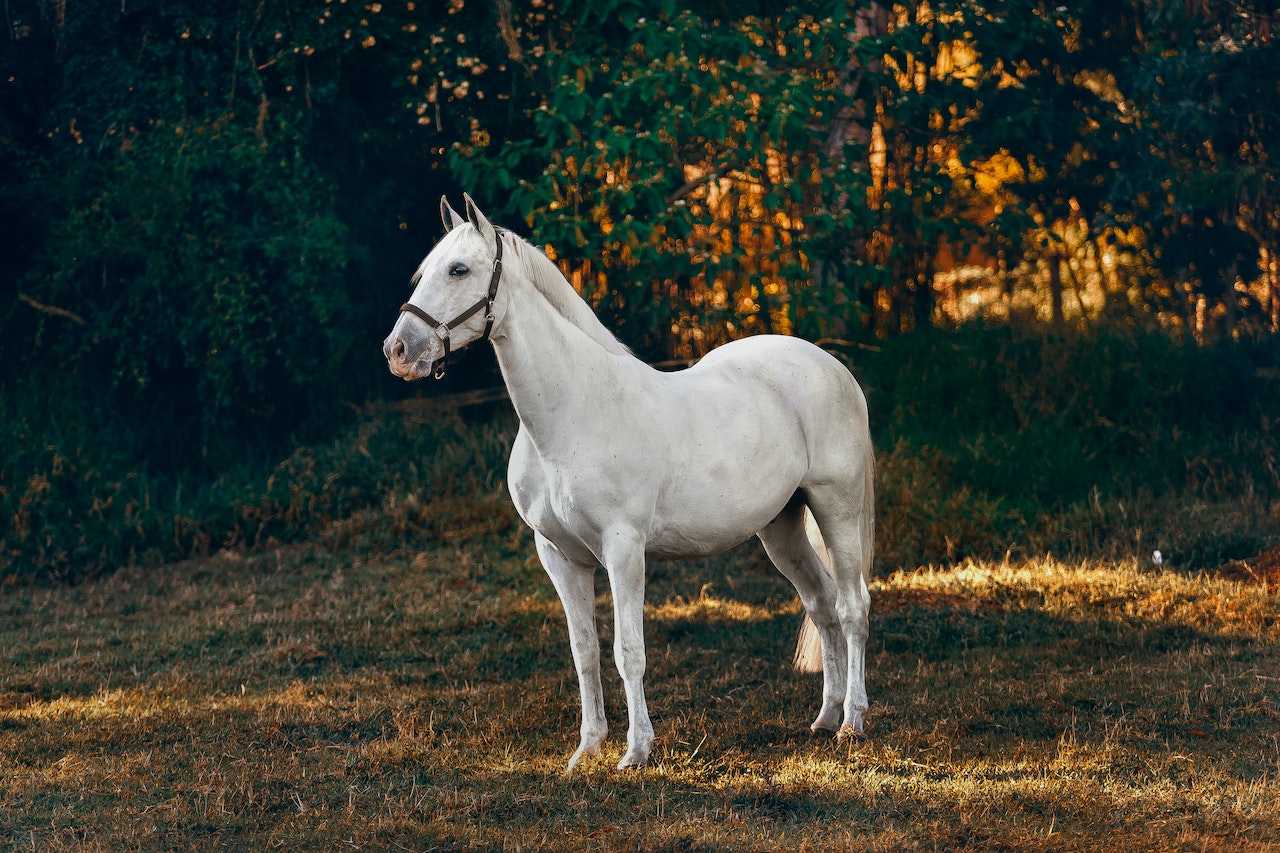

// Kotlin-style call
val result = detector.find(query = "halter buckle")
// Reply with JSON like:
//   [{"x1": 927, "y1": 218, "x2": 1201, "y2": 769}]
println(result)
[{"x1": 434, "y1": 323, "x2": 451, "y2": 343}]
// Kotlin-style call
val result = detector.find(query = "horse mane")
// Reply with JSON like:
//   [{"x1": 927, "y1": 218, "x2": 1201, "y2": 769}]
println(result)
[{"x1": 507, "y1": 233, "x2": 633, "y2": 358}]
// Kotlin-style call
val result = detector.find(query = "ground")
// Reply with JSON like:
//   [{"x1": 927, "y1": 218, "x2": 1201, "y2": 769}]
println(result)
[{"x1": 1, "y1": 532, "x2": 1278, "y2": 851}]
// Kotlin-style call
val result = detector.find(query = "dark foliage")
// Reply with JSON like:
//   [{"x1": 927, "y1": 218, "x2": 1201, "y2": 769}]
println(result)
[{"x1": 1, "y1": 1, "x2": 1276, "y2": 580}]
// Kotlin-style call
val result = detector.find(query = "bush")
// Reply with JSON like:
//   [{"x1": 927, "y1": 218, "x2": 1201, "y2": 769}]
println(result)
[
  {"x1": 3, "y1": 323, "x2": 1276, "y2": 583},
  {"x1": 858, "y1": 324, "x2": 1280, "y2": 569},
  {"x1": 0, "y1": 393, "x2": 515, "y2": 584}
]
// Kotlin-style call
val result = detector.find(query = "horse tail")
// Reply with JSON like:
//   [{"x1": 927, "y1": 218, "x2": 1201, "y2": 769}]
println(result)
[
  {"x1": 792, "y1": 452, "x2": 875, "y2": 673},
  {"x1": 792, "y1": 506, "x2": 832, "y2": 673}
]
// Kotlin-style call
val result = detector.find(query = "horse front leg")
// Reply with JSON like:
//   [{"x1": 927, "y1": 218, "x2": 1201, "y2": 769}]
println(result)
[
  {"x1": 602, "y1": 529, "x2": 653, "y2": 769},
  {"x1": 535, "y1": 533, "x2": 608, "y2": 773}
]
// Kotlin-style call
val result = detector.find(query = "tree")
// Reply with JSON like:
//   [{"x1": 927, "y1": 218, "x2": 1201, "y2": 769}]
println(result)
[
  {"x1": 1110, "y1": 0, "x2": 1280, "y2": 339},
  {"x1": 4, "y1": 0, "x2": 1277, "y2": 467},
  {"x1": 0, "y1": 0, "x2": 480, "y2": 463},
  {"x1": 450, "y1": 3, "x2": 898, "y2": 357}
]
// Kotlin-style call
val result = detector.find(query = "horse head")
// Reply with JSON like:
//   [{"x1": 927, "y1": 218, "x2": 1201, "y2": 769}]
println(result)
[{"x1": 383, "y1": 194, "x2": 505, "y2": 380}]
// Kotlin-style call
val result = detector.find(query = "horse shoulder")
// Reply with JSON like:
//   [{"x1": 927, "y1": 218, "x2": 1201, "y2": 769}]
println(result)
[{"x1": 507, "y1": 421, "x2": 652, "y2": 564}]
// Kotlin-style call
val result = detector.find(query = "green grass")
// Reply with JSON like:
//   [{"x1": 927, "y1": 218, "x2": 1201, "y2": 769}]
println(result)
[{"x1": 2, "y1": 516, "x2": 1277, "y2": 850}]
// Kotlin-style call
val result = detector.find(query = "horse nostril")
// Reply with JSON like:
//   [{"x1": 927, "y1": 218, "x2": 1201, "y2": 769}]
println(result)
[{"x1": 390, "y1": 339, "x2": 406, "y2": 361}]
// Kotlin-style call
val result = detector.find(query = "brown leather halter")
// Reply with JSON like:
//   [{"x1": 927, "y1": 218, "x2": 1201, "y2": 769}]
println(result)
[{"x1": 399, "y1": 228, "x2": 504, "y2": 379}]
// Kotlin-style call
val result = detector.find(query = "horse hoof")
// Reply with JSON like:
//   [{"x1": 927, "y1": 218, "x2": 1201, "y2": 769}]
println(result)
[
  {"x1": 564, "y1": 739, "x2": 606, "y2": 775},
  {"x1": 810, "y1": 725, "x2": 839, "y2": 739},
  {"x1": 617, "y1": 749, "x2": 650, "y2": 770},
  {"x1": 836, "y1": 725, "x2": 868, "y2": 743}
]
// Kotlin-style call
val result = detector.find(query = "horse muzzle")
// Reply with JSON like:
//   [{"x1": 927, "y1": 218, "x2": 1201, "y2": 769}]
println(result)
[{"x1": 384, "y1": 334, "x2": 440, "y2": 381}]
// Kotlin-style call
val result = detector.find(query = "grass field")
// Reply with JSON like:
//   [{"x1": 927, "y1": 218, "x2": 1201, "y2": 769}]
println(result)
[
  {"x1": 3, "y1": 493, "x2": 1278, "y2": 851},
  {"x1": 3, "y1": 327, "x2": 1279, "y2": 849}
]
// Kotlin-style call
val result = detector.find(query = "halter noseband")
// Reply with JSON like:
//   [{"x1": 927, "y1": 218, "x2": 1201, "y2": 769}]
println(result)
[{"x1": 399, "y1": 228, "x2": 504, "y2": 379}]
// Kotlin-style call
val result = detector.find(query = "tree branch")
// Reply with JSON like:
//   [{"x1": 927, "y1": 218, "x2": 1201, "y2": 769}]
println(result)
[{"x1": 18, "y1": 293, "x2": 87, "y2": 326}]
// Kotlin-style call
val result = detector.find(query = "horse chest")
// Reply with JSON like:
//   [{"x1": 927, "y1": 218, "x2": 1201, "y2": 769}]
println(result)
[{"x1": 507, "y1": 431, "x2": 630, "y2": 564}]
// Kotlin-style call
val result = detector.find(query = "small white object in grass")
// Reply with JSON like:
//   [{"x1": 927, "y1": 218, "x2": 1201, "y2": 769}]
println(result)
[{"x1": 1152, "y1": 550, "x2": 1163, "y2": 567}]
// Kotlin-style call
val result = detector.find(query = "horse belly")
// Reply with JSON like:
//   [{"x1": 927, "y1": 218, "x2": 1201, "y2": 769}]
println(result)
[
  {"x1": 642, "y1": 342, "x2": 860, "y2": 559},
  {"x1": 645, "y1": 416, "x2": 808, "y2": 559},
  {"x1": 643, "y1": 509, "x2": 781, "y2": 561}
]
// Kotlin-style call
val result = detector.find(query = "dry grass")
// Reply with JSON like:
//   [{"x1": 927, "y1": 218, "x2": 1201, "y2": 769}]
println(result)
[{"x1": 2, "y1": 520, "x2": 1278, "y2": 851}]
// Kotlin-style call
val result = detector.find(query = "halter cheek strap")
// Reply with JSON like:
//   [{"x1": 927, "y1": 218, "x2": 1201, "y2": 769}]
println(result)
[{"x1": 399, "y1": 229, "x2": 504, "y2": 379}]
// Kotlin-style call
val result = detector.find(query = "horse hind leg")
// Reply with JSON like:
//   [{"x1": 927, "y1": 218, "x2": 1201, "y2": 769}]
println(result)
[
  {"x1": 804, "y1": 475, "x2": 874, "y2": 741},
  {"x1": 757, "y1": 498, "x2": 847, "y2": 735},
  {"x1": 794, "y1": 506, "x2": 833, "y2": 675}
]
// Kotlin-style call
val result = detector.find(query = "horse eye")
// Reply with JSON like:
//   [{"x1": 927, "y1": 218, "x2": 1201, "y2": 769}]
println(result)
[{"x1": 449, "y1": 262, "x2": 469, "y2": 278}]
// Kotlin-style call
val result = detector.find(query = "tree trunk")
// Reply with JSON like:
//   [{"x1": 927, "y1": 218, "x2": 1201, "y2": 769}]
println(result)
[
  {"x1": 1268, "y1": 247, "x2": 1280, "y2": 333},
  {"x1": 1175, "y1": 270, "x2": 1194, "y2": 335},
  {"x1": 1047, "y1": 250, "x2": 1065, "y2": 329},
  {"x1": 1217, "y1": 203, "x2": 1245, "y2": 339},
  {"x1": 1221, "y1": 258, "x2": 1238, "y2": 340},
  {"x1": 809, "y1": 2, "x2": 888, "y2": 337}
]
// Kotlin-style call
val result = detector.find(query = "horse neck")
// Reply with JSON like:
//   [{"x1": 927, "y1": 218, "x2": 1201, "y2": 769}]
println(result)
[
  {"x1": 492, "y1": 252, "x2": 639, "y2": 449},
  {"x1": 518, "y1": 246, "x2": 631, "y2": 359}
]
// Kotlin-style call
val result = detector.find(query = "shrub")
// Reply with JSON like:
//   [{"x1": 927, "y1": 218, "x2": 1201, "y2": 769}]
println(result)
[
  {"x1": 854, "y1": 324, "x2": 1280, "y2": 570},
  {"x1": 4, "y1": 323, "x2": 1276, "y2": 583}
]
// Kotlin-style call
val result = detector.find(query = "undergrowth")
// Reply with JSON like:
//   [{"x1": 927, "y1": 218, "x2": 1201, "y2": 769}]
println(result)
[
  {"x1": 858, "y1": 325, "x2": 1280, "y2": 569},
  {"x1": 2, "y1": 323, "x2": 1278, "y2": 582}
]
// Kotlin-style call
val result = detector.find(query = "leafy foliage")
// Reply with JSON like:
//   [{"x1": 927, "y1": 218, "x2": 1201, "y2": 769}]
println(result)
[
  {"x1": 1108, "y1": 0, "x2": 1280, "y2": 334},
  {"x1": 4, "y1": 326, "x2": 1275, "y2": 581},
  {"x1": 451, "y1": 8, "x2": 881, "y2": 355},
  {"x1": 2, "y1": 0, "x2": 467, "y2": 463},
  {"x1": 1, "y1": 1, "x2": 1277, "y2": 580},
  {"x1": 35, "y1": 119, "x2": 353, "y2": 452},
  {"x1": 861, "y1": 325, "x2": 1280, "y2": 567}
]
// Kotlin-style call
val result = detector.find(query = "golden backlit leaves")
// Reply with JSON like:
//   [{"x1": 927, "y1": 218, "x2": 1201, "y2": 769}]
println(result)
[{"x1": 403, "y1": 4, "x2": 1276, "y2": 343}]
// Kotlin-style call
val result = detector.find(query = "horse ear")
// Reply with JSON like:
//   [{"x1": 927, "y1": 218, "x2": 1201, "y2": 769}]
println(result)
[
  {"x1": 462, "y1": 192, "x2": 496, "y2": 243},
  {"x1": 440, "y1": 196, "x2": 465, "y2": 233}
]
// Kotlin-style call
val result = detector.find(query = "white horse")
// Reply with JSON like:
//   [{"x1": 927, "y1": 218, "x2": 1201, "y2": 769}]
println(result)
[{"x1": 384, "y1": 195, "x2": 875, "y2": 772}]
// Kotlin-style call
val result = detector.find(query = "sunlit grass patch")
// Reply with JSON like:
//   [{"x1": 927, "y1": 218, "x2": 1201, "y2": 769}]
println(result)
[
  {"x1": 2, "y1": 537, "x2": 1278, "y2": 850},
  {"x1": 877, "y1": 557, "x2": 1280, "y2": 636},
  {"x1": 648, "y1": 588, "x2": 801, "y2": 625}
]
